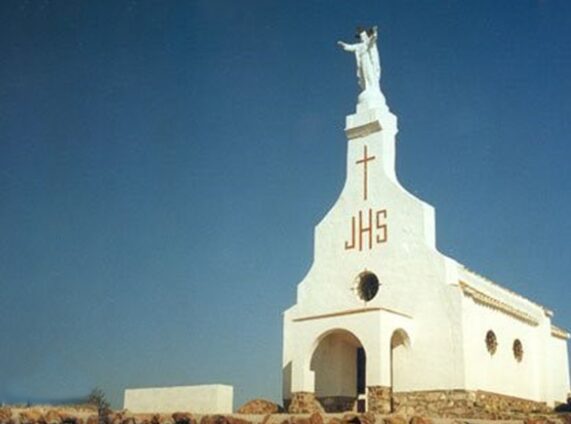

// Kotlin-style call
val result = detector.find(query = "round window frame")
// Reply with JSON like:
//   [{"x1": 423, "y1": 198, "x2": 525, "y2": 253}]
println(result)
[{"x1": 355, "y1": 271, "x2": 380, "y2": 302}]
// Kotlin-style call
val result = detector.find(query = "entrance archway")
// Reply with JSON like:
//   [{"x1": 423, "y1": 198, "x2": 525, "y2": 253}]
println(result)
[{"x1": 310, "y1": 329, "x2": 366, "y2": 412}]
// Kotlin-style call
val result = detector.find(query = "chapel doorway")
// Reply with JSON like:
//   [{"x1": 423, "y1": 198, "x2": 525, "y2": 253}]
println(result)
[{"x1": 310, "y1": 330, "x2": 366, "y2": 412}]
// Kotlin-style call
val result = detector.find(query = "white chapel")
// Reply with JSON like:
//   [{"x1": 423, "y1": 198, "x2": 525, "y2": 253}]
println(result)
[{"x1": 282, "y1": 27, "x2": 570, "y2": 417}]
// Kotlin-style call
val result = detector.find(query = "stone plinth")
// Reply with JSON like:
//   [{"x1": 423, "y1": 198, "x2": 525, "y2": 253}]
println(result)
[
  {"x1": 367, "y1": 386, "x2": 392, "y2": 414},
  {"x1": 392, "y1": 390, "x2": 551, "y2": 418},
  {"x1": 286, "y1": 392, "x2": 324, "y2": 414}
]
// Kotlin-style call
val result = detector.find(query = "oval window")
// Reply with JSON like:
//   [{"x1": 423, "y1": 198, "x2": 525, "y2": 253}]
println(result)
[
  {"x1": 513, "y1": 339, "x2": 523, "y2": 362},
  {"x1": 485, "y1": 330, "x2": 498, "y2": 355}
]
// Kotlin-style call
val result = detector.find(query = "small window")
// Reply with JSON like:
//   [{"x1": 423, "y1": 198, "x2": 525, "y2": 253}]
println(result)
[
  {"x1": 486, "y1": 330, "x2": 498, "y2": 355},
  {"x1": 355, "y1": 271, "x2": 380, "y2": 301},
  {"x1": 513, "y1": 339, "x2": 523, "y2": 362}
]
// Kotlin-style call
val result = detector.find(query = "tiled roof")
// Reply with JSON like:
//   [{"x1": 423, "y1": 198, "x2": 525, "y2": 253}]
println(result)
[{"x1": 458, "y1": 280, "x2": 539, "y2": 326}]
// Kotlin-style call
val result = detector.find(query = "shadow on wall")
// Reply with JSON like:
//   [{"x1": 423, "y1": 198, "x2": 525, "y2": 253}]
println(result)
[{"x1": 282, "y1": 362, "x2": 292, "y2": 402}]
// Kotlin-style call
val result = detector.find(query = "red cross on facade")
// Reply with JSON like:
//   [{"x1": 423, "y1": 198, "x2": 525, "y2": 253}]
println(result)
[{"x1": 356, "y1": 145, "x2": 376, "y2": 201}]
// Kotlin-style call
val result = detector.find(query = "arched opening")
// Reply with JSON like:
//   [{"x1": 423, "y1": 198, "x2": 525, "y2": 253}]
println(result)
[
  {"x1": 310, "y1": 329, "x2": 366, "y2": 412},
  {"x1": 390, "y1": 328, "x2": 411, "y2": 405}
]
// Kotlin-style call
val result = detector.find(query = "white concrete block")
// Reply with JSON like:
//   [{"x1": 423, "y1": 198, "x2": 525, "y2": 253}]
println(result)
[{"x1": 124, "y1": 384, "x2": 233, "y2": 414}]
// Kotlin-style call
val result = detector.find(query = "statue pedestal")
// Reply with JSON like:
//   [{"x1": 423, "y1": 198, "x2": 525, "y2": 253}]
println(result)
[
  {"x1": 345, "y1": 89, "x2": 398, "y2": 141},
  {"x1": 357, "y1": 88, "x2": 388, "y2": 114}
]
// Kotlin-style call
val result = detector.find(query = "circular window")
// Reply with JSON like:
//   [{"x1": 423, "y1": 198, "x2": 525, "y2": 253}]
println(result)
[
  {"x1": 356, "y1": 271, "x2": 380, "y2": 301},
  {"x1": 513, "y1": 339, "x2": 523, "y2": 362},
  {"x1": 486, "y1": 330, "x2": 498, "y2": 355}
]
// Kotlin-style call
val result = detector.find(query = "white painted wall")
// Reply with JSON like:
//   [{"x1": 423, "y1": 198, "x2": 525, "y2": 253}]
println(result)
[
  {"x1": 459, "y1": 268, "x2": 571, "y2": 405},
  {"x1": 461, "y1": 295, "x2": 541, "y2": 400},
  {"x1": 283, "y1": 82, "x2": 570, "y2": 407},
  {"x1": 123, "y1": 385, "x2": 233, "y2": 414},
  {"x1": 284, "y1": 101, "x2": 467, "y2": 399},
  {"x1": 550, "y1": 336, "x2": 571, "y2": 403}
]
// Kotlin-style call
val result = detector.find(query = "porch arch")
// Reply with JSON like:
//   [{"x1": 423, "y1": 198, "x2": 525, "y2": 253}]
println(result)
[
  {"x1": 310, "y1": 328, "x2": 366, "y2": 412},
  {"x1": 390, "y1": 328, "x2": 412, "y2": 393}
]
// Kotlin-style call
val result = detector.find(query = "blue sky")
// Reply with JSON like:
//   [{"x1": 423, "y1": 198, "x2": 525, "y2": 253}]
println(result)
[{"x1": 1, "y1": 0, "x2": 570, "y2": 409}]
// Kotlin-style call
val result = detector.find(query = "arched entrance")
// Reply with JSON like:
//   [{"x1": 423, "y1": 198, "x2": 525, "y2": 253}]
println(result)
[
  {"x1": 390, "y1": 329, "x2": 411, "y2": 411},
  {"x1": 310, "y1": 329, "x2": 366, "y2": 412}
]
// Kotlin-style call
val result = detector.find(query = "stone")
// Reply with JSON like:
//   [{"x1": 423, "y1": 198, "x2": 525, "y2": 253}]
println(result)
[
  {"x1": 408, "y1": 417, "x2": 432, "y2": 424},
  {"x1": 237, "y1": 400, "x2": 283, "y2": 414},
  {"x1": 199, "y1": 417, "x2": 250, "y2": 424},
  {"x1": 341, "y1": 414, "x2": 376, "y2": 424},
  {"x1": 288, "y1": 392, "x2": 324, "y2": 414},
  {"x1": 382, "y1": 417, "x2": 406, "y2": 424},
  {"x1": 171, "y1": 414, "x2": 195, "y2": 424},
  {"x1": 199, "y1": 417, "x2": 228, "y2": 424},
  {"x1": 134, "y1": 415, "x2": 160, "y2": 424}
]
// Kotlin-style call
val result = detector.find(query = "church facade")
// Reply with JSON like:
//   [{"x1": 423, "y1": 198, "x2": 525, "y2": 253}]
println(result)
[{"x1": 282, "y1": 30, "x2": 570, "y2": 417}]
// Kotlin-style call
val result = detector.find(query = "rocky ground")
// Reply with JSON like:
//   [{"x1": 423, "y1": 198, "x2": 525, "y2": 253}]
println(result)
[
  {"x1": 0, "y1": 403, "x2": 570, "y2": 424},
  {"x1": 1, "y1": 408, "x2": 571, "y2": 424}
]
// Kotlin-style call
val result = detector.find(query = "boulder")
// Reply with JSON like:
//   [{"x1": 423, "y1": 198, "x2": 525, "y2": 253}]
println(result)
[
  {"x1": 171, "y1": 414, "x2": 194, "y2": 424},
  {"x1": 199, "y1": 416, "x2": 251, "y2": 424},
  {"x1": 134, "y1": 415, "x2": 159, "y2": 424},
  {"x1": 237, "y1": 400, "x2": 283, "y2": 415},
  {"x1": 340, "y1": 415, "x2": 375, "y2": 424},
  {"x1": 288, "y1": 394, "x2": 324, "y2": 414},
  {"x1": 57, "y1": 412, "x2": 81, "y2": 424}
]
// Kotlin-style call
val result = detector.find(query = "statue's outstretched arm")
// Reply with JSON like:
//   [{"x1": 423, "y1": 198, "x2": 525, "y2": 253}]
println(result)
[{"x1": 338, "y1": 41, "x2": 358, "y2": 52}]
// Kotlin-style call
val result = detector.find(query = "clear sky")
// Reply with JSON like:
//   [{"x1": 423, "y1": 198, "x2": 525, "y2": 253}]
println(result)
[{"x1": 1, "y1": 0, "x2": 570, "y2": 409}]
